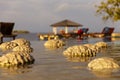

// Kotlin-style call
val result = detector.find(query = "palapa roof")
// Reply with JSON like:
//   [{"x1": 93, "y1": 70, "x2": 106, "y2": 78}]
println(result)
[{"x1": 51, "y1": 19, "x2": 83, "y2": 27}]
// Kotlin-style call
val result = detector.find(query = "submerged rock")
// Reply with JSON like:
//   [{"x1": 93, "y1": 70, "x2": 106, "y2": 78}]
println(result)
[
  {"x1": 0, "y1": 38, "x2": 31, "y2": 51},
  {"x1": 12, "y1": 45, "x2": 33, "y2": 53},
  {"x1": 63, "y1": 45, "x2": 96, "y2": 57},
  {"x1": 0, "y1": 42, "x2": 18, "y2": 51},
  {"x1": 11, "y1": 38, "x2": 31, "y2": 46},
  {"x1": 63, "y1": 42, "x2": 108, "y2": 58},
  {"x1": 94, "y1": 42, "x2": 108, "y2": 48},
  {"x1": 88, "y1": 57, "x2": 119, "y2": 71},
  {"x1": 44, "y1": 39, "x2": 65, "y2": 48},
  {"x1": 0, "y1": 38, "x2": 35, "y2": 67},
  {"x1": 83, "y1": 44, "x2": 100, "y2": 53},
  {"x1": 0, "y1": 51, "x2": 34, "y2": 67}
]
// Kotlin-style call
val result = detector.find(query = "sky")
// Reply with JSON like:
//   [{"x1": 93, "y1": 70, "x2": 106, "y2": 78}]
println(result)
[{"x1": 0, "y1": 0, "x2": 120, "y2": 33}]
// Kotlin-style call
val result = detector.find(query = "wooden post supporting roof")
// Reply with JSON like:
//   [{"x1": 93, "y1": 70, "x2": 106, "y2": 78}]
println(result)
[{"x1": 50, "y1": 19, "x2": 83, "y2": 34}]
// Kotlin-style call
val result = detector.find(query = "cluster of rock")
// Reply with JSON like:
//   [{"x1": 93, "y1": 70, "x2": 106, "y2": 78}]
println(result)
[
  {"x1": 44, "y1": 39, "x2": 65, "y2": 49},
  {"x1": 88, "y1": 57, "x2": 120, "y2": 71},
  {"x1": 63, "y1": 42, "x2": 107, "y2": 57},
  {"x1": 39, "y1": 34, "x2": 59, "y2": 40},
  {"x1": 0, "y1": 38, "x2": 34, "y2": 67},
  {"x1": 94, "y1": 42, "x2": 108, "y2": 48},
  {"x1": 63, "y1": 45, "x2": 96, "y2": 57},
  {"x1": 0, "y1": 51, "x2": 34, "y2": 67},
  {"x1": 63, "y1": 41, "x2": 120, "y2": 72},
  {"x1": 0, "y1": 38, "x2": 32, "y2": 52}
]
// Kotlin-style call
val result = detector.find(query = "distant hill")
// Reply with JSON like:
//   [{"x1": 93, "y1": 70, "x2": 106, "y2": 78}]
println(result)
[{"x1": 13, "y1": 30, "x2": 30, "y2": 34}]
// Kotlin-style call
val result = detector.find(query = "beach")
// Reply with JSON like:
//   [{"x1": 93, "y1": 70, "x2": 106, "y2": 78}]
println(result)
[{"x1": 0, "y1": 33, "x2": 120, "y2": 80}]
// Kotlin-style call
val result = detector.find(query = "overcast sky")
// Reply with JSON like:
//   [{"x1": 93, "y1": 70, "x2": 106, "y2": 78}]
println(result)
[{"x1": 0, "y1": 0, "x2": 120, "y2": 33}]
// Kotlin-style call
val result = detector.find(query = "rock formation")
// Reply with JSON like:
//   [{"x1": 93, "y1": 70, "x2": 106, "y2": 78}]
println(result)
[
  {"x1": 88, "y1": 57, "x2": 119, "y2": 70},
  {"x1": 0, "y1": 42, "x2": 18, "y2": 51},
  {"x1": 12, "y1": 45, "x2": 33, "y2": 53},
  {"x1": 44, "y1": 39, "x2": 65, "y2": 49},
  {"x1": 63, "y1": 42, "x2": 108, "y2": 57},
  {"x1": 11, "y1": 38, "x2": 31, "y2": 46},
  {"x1": 0, "y1": 38, "x2": 34, "y2": 67},
  {"x1": 63, "y1": 45, "x2": 96, "y2": 57},
  {"x1": 94, "y1": 42, "x2": 108, "y2": 48},
  {"x1": 0, "y1": 51, "x2": 34, "y2": 67}
]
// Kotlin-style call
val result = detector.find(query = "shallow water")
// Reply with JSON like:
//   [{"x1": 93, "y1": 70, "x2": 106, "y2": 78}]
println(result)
[{"x1": 0, "y1": 33, "x2": 120, "y2": 80}]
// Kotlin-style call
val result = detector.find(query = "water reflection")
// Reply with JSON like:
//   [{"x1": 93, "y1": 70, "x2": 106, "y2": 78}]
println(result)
[
  {"x1": 103, "y1": 37, "x2": 112, "y2": 42},
  {"x1": 103, "y1": 37, "x2": 120, "y2": 42},
  {"x1": 91, "y1": 70, "x2": 114, "y2": 78},
  {"x1": 106, "y1": 42, "x2": 120, "y2": 57},
  {"x1": 111, "y1": 37, "x2": 120, "y2": 41},
  {"x1": 0, "y1": 65, "x2": 33, "y2": 75},
  {"x1": 0, "y1": 35, "x2": 120, "y2": 80},
  {"x1": 65, "y1": 56, "x2": 95, "y2": 62}
]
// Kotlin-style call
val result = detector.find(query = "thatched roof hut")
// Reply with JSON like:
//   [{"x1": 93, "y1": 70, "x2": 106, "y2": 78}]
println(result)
[{"x1": 51, "y1": 19, "x2": 83, "y2": 34}]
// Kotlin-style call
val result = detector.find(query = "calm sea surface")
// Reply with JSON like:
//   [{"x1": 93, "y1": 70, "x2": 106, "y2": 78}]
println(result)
[{"x1": 1, "y1": 33, "x2": 120, "y2": 80}]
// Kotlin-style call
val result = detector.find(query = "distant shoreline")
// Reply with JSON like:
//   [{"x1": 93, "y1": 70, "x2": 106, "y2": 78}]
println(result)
[{"x1": 13, "y1": 30, "x2": 30, "y2": 34}]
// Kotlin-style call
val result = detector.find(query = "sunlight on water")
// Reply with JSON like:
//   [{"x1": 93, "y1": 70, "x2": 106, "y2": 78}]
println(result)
[{"x1": 0, "y1": 33, "x2": 120, "y2": 80}]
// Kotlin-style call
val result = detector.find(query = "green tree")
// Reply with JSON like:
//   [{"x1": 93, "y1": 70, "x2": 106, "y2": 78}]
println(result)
[{"x1": 96, "y1": 0, "x2": 120, "y2": 22}]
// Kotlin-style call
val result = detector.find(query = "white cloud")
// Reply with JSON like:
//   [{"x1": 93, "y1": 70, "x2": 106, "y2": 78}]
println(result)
[
  {"x1": 0, "y1": 0, "x2": 118, "y2": 32},
  {"x1": 55, "y1": 3, "x2": 70, "y2": 12},
  {"x1": 54, "y1": 0, "x2": 99, "y2": 13}
]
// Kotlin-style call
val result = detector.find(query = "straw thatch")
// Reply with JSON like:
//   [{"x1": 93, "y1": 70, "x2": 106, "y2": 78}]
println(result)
[{"x1": 51, "y1": 19, "x2": 83, "y2": 27}]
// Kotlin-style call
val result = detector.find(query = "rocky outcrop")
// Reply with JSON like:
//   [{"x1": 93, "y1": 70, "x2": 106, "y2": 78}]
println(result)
[
  {"x1": 88, "y1": 57, "x2": 119, "y2": 70},
  {"x1": 63, "y1": 42, "x2": 108, "y2": 57},
  {"x1": 12, "y1": 45, "x2": 33, "y2": 53},
  {"x1": 63, "y1": 45, "x2": 96, "y2": 57},
  {"x1": 0, "y1": 42, "x2": 18, "y2": 51},
  {"x1": 0, "y1": 38, "x2": 34, "y2": 67},
  {"x1": 39, "y1": 34, "x2": 59, "y2": 40},
  {"x1": 0, "y1": 38, "x2": 31, "y2": 51},
  {"x1": 44, "y1": 39, "x2": 65, "y2": 49},
  {"x1": 94, "y1": 42, "x2": 108, "y2": 48},
  {"x1": 0, "y1": 51, "x2": 34, "y2": 67},
  {"x1": 83, "y1": 44, "x2": 100, "y2": 53},
  {"x1": 11, "y1": 38, "x2": 31, "y2": 46}
]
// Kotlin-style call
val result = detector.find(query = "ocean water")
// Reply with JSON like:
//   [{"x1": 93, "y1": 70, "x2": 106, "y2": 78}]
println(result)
[{"x1": 0, "y1": 33, "x2": 120, "y2": 80}]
